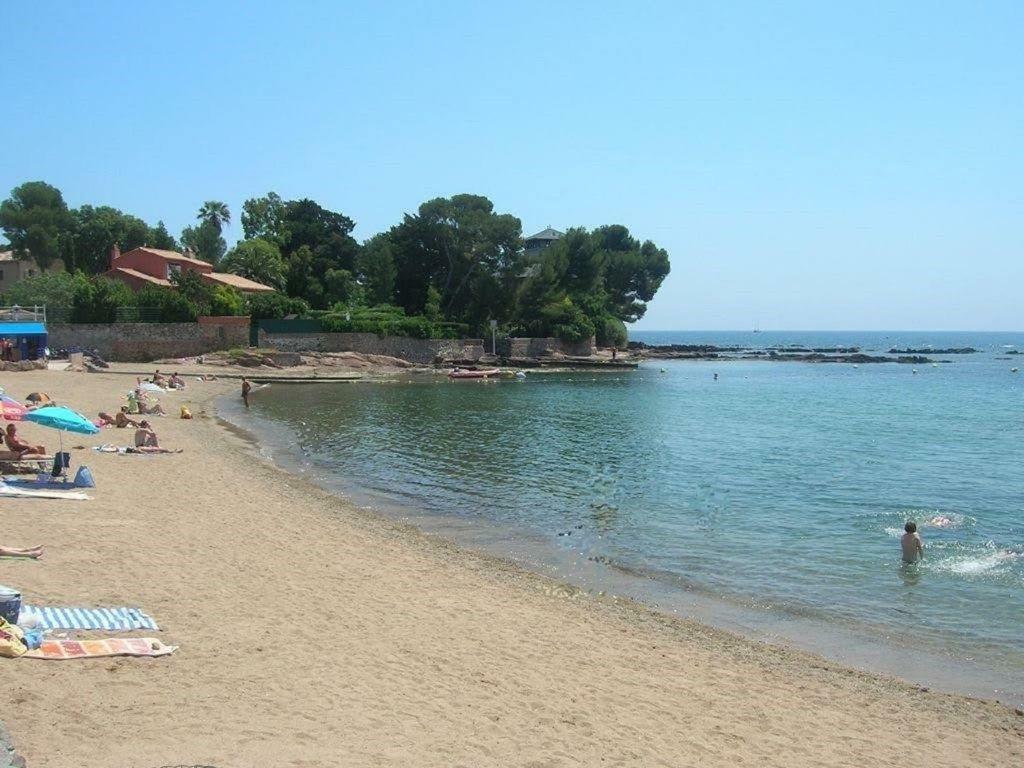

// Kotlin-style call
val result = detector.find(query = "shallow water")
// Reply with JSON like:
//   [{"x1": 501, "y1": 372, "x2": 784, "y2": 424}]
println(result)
[{"x1": 241, "y1": 330, "x2": 1024, "y2": 703}]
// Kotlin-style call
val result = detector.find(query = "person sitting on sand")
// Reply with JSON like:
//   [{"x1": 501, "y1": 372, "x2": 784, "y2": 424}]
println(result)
[
  {"x1": 4, "y1": 424, "x2": 45, "y2": 456},
  {"x1": 130, "y1": 422, "x2": 182, "y2": 454},
  {"x1": 115, "y1": 407, "x2": 140, "y2": 428},
  {"x1": 134, "y1": 421, "x2": 160, "y2": 448},
  {"x1": 168, "y1": 372, "x2": 186, "y2": 389},
  {"x1": 901, "y1": 521, "x2": 924, "y2": 563},
  {"x1": 152, "y1": 369, "x2": 166, "y2": 385},
  {"x1": 0, "y1": 544, "x2": 43, "y2": 559},
  {"x1": 179, "y1": 405, "x2": 192, "y2": 420}
]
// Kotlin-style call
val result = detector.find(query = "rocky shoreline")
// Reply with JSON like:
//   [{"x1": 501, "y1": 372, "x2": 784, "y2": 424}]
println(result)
[{"x1": 627, "y1": 342, "x2": 936, "y2": 364}]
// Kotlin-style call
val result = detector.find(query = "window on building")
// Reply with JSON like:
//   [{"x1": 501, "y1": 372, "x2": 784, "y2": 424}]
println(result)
[
  {"x1": 168, "y1": 264, "x2": 181, "y2": 280},
  {"x1": 0, "y1": 269, "x2": 5, "y2": 281}
]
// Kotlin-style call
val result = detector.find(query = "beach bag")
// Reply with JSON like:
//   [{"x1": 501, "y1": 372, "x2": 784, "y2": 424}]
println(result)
[
  {"x1": 0, "y1": 617, "x2": 26, "y2": 658},
  {"x1": 74, "y1": 465, "x2": 96, "y2": 488}
]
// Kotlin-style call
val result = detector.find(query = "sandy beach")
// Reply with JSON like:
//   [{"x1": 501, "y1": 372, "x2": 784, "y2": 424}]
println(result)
[{"x1": 1, "y1": 367, "x2": 1021, "y2": 767}]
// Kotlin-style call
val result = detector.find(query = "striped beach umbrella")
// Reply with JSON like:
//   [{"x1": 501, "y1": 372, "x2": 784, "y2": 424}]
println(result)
[{"x1": 0, "y1": 395, "x2": 27, "y2": 421}]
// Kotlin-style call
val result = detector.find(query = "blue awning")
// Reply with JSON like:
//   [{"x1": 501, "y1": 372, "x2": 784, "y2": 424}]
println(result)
[{"x1": 0, "y1": 322, "x2": 47, "y2": 336}]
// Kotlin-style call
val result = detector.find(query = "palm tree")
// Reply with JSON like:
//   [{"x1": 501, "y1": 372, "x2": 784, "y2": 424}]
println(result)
[{"x1": 197, "y1": 201, "x2": 231, "y2": 234}]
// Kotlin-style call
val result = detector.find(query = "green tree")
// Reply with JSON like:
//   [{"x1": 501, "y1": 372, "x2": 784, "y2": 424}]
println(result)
[
  {"x1": 267, "y1": 199, "x2": 360, "y2": 308},
  {"x1": 0, "y1": 181, "x2": 74, "y2": 269},
  {"x1": 68, "y1": 205, "x2": 150, "y2": 273},
  {"x1": 324, "y1": 268, "x2": 363, "y2": 307},
  {"x1": 1, "y1": 271, "x2": 86, "y2": 309},
  {"x1": 149, "y1": 220, "x2": 178, "y2": 250},
  {"x1": 356, "y1": 233, "x2": 397, "y2": 305},
  {"x1": 219, "y1": 238, "x2": 287, "y2": 290},
  {"x1": 240, "y1": 192, "x2": 285, "y2": 245},
  {"x1": 595, "y1": 226, "x2": 670, "y2": 323},
  {"x1": 169, "y1": 269, "x2": 216, "y2": 314},
  {"x1": 388, "y1": 194, "x2": 523, "y2": 325},
  {"x1": 197, "y1": 200, "x2": 231, "y2": 234},
  {"x1": 72, "y1": 277, "x2": 136, "y2": 323},
  {"x1": 180, "y1": 220, "x2": 227, "y2": 266},
  {"x1": 515, "y1": 224, "x2": 670, "y2": 341}
]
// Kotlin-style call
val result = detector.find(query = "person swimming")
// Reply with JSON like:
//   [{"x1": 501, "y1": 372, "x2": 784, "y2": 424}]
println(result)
[{"x1": 901, "y1": 521, "x2": 924, "y2": 563}]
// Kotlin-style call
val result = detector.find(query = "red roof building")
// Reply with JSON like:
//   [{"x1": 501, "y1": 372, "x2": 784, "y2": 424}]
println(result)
[{"x1": 102, "y1": 245, "x2": 275, "y2": 294}]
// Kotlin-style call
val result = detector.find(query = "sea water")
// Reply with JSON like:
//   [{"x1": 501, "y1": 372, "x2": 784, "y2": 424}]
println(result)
[{"x1": 240, "y1": 330, "x2": 1024, "y2": 703}]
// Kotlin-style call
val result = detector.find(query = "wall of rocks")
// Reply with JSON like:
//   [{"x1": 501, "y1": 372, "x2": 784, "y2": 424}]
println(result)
[
  {"x1": 48, "y1": 318, "x2": 250, "y2": 362},
  {"x1": 258, "y1": 330, "x2": 485, "y2": 365}
]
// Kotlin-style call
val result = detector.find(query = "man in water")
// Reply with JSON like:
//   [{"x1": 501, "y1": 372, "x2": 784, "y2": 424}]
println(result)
[
  {"x1": 241, "y1": 378, "x2": 252, "y2": 408},
  {"x1": 901, "y1": 521, "x2": 924, "y2": 563}
]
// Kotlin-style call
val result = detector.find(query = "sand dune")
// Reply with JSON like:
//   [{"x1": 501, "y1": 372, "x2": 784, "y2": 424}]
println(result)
[{"x1": 2, "y1": 368, "x2": 1021, "y2": 767}]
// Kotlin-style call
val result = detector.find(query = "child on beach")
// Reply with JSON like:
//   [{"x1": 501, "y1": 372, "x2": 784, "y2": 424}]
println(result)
[{"x1": 901, "y1": 521, "x2": 924, "y2": 563}]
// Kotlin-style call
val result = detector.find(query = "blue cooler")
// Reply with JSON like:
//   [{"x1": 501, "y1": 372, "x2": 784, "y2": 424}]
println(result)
[{"x1": 0, "y1": 585, "x2": 22, "y2": 624}]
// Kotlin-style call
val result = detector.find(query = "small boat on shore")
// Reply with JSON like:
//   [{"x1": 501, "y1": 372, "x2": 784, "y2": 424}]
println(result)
[{"x1": 448, "y1": 368, "x2": 501, "y2": 379}]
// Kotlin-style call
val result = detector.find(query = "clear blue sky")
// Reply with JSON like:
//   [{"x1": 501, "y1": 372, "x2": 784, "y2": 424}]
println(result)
[{"x1": 1, "y1": 1, "x2": 1020, "y2": 330}]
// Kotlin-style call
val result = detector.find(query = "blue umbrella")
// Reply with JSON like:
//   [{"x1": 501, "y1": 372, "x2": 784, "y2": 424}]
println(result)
[
  {"x1": 24, "y1": 406, "x2": 100, "y2": 472},
  {"x1": 25, "y1": 406, "x2": 99, "y2": 435}
]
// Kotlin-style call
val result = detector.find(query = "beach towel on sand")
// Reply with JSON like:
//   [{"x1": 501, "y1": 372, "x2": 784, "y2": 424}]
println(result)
[
  {"x1": 0, "y1": 483, "x2": 90, "y2": 500},
  {"x1": 19, "y1": 606, "x2": 160, "y2": 631},
  {"x1": 24, "y1": 637, "x2": 175, "y2": 659}
]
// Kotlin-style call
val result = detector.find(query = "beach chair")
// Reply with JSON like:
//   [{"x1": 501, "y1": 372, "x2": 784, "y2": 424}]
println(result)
[{"x1": 0, "y1": 449, "x2": 54, "y2": 475}]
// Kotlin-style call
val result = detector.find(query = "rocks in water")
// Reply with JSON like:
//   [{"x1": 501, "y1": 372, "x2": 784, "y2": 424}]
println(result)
[{"x1": 888, "y1": 347, "x2": 977, "y2": 354}]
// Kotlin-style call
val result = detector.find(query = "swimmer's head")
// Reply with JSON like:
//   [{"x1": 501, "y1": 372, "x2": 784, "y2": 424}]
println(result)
[{"x1": 905, "y1": 521, "x2": 917, "y2": 534}]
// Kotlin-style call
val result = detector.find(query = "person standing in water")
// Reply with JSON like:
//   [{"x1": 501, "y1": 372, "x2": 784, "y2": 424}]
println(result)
[
  {"x1": 241, "y1": 377, "x2": 252, "y2": 409},
  {"x1": 901, "y1": 521, "x2": 924, "y2": 563}
]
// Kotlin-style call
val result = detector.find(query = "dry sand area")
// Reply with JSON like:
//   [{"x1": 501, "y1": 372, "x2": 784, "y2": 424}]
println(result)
[{"x1": 2, "y1": 368, "x2": 1021, "y2": 767}]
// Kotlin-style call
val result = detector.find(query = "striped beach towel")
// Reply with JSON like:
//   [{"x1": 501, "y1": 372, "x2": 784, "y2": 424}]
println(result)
[{"x1": 19, "y1": 606, "x2": 160, "y2": 632}]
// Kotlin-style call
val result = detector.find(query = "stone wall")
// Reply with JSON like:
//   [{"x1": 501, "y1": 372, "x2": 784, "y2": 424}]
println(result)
[
  {"x1": 258, "y1": 330, "x2": 486, "y2": 365},
  {"x1": 48, "y1": 317, "x2": 250, "y2": 362},
  {"x1": 499, "y1": 336, "x2": 595, "y2": 358}
]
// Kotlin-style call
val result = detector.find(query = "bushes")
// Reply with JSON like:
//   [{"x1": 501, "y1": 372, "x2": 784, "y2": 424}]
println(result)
[
  {"x1": 319, "y1": 304, "x2": 468, "y2": 339},
  {"x1": 246, "y1": 292, "x2": 310, "y2": 320},
  {"x1": 596, "y1": 314, "x2": 627, "y2": 348},
  {"x1": 135, "y1": 286, "x2": 199, "y2": 322},
  {"x1": 71, "y1": 277, "x2": 136, "y2": 323},
  {"x1": 2, "y1": 272, "x2": 85, "y2": 309}
]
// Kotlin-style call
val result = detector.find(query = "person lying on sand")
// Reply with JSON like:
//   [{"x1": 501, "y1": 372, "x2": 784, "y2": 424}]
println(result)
[
  {"x1": 97, "y1": 412, "x2": 116, "y2": 426},
  {"x1": 4, "y1": 424, "x2": 45, "y2": 456},
  {"x1": 0, "y1": 544, "x2": 44, "y2": 559}
]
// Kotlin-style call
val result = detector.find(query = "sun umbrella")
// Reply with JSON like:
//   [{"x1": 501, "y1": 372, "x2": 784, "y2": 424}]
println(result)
[
  {"x1": 25, "y1": 406, "x2": 100, "y2": 473},
  {"x1": 0, "y1": 395, "x2": 27, "y2": 421},
  {"x1": 26, "y1": 392, "x2": 52, "y2": 404}
]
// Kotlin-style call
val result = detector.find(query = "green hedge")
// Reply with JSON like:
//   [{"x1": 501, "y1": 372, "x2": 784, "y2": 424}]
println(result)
[{"x1": 320, "y1": 313, "x2": 468, "y2": 339}]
